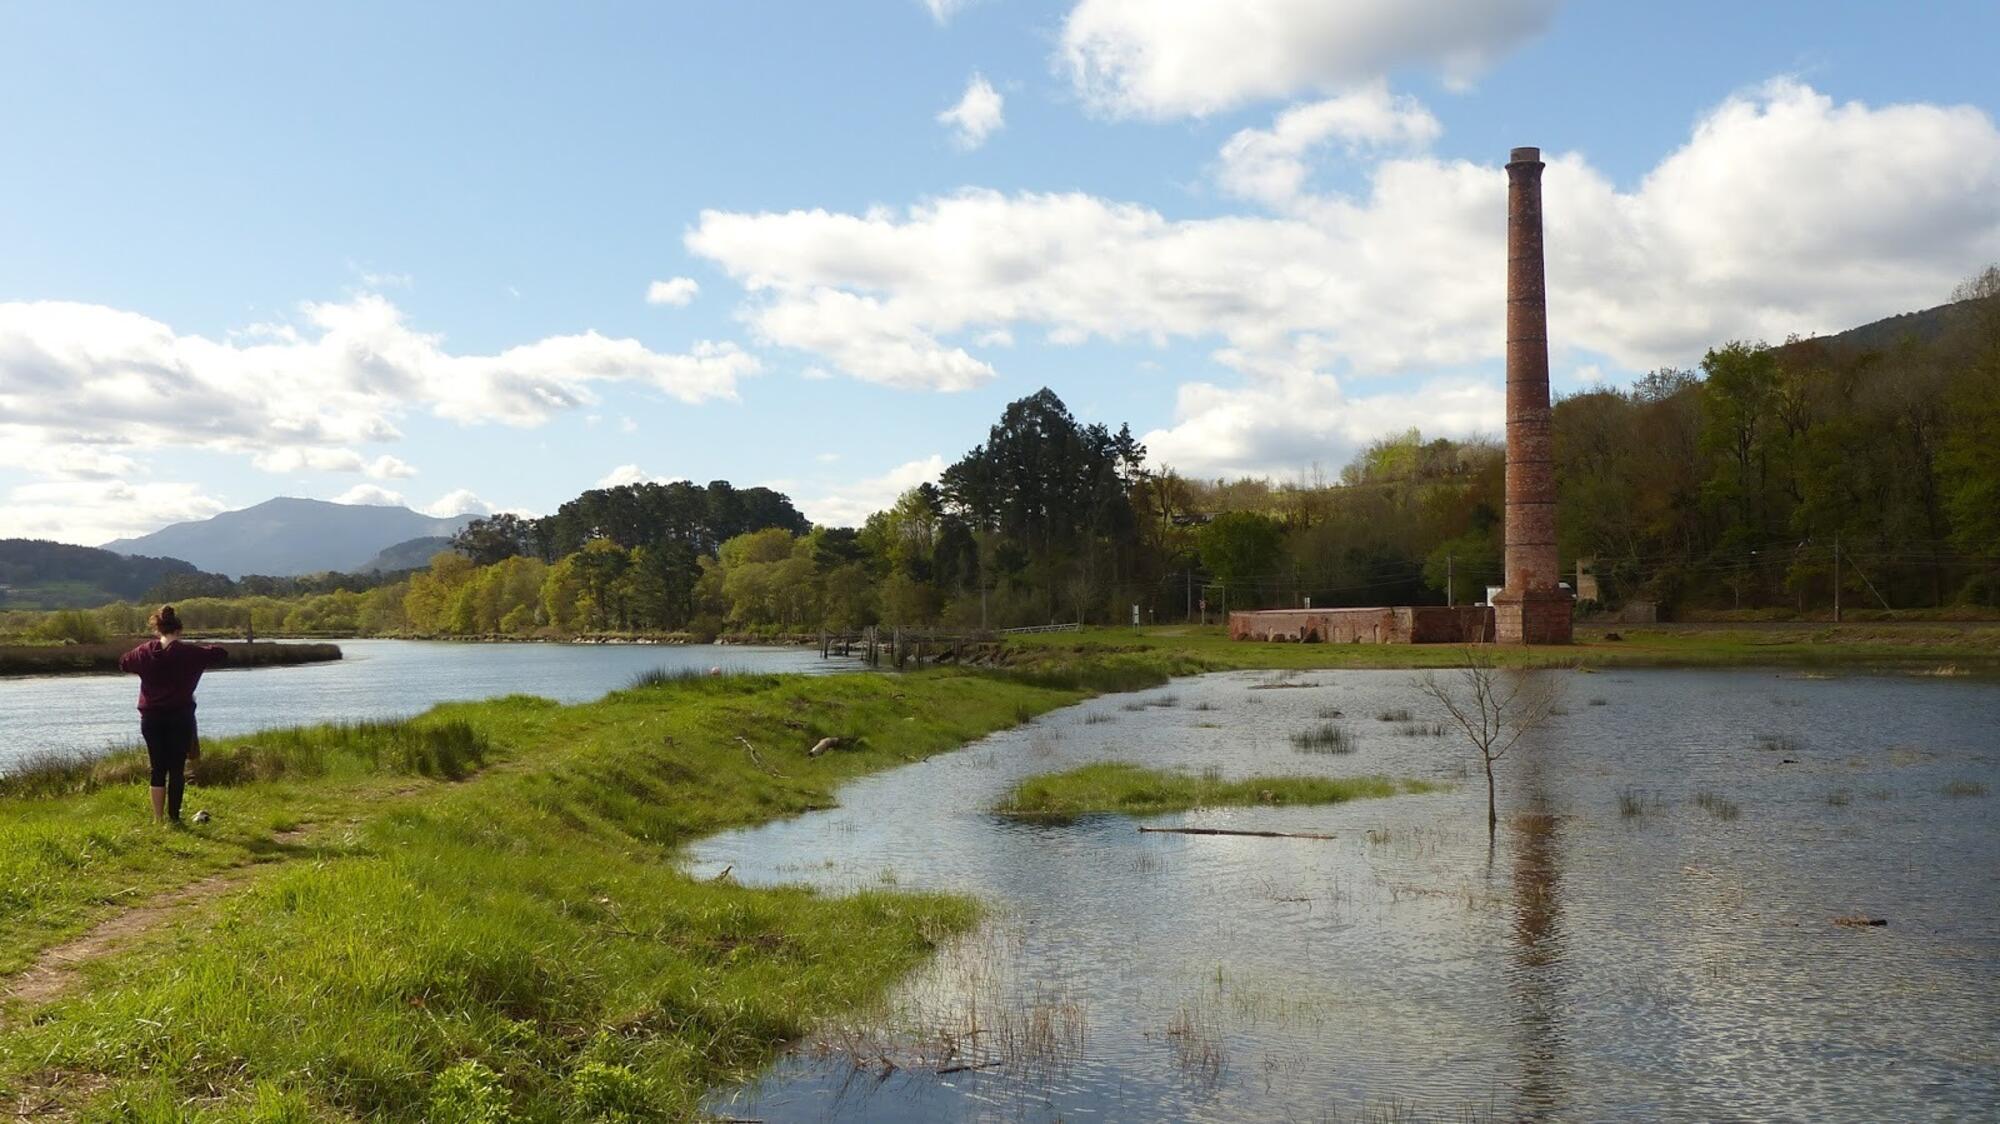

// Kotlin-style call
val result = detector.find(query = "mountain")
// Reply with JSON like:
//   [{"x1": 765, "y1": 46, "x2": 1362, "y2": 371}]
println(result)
[
  {"x1": 359, "y1": 535, "x2": 460, "y2": 573},
  {"x1": 102, "y1": 498, "x2": 477, "y2": 578},
  {"x1": 0, "y1": 539, "x2": 216, "y2": 609}
]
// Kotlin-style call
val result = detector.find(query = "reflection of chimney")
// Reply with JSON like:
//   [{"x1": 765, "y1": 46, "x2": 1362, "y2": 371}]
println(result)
[{"x1": 1495, "y1": 146, "x2": 1573, "y2": 645}]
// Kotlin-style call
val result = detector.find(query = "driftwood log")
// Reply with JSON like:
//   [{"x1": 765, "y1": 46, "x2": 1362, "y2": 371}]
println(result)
[
  {"x1": 808, "y1": 736, "x2": 843, "y2": 757},
  {"x1": 1137, "y1": 826, "x2": 1337, "y2": 840}
]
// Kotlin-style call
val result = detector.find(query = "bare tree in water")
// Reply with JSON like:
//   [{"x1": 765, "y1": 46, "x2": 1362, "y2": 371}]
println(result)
[{"x1": 1415, "y1": 650, "x2": 1562, "y2": 836}]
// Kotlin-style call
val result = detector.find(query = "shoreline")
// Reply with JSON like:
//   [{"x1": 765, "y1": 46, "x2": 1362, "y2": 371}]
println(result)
[{"x1": 0, "y1": 639, "x2": 343, "y2": 679}]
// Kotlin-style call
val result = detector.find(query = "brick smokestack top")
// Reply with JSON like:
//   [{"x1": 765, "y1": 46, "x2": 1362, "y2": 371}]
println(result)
[{"x1": 1494, "y1": 145, "x2": 1573, "y2": 644}]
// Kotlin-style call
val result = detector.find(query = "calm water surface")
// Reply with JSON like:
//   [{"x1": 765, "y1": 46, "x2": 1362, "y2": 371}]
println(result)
[
  {"x1": 695, "y1": 668, "x2": 2000, "y2": 1122},
  {"x1": 0, "y1": 639, "x2": 845, "y2": 771}
]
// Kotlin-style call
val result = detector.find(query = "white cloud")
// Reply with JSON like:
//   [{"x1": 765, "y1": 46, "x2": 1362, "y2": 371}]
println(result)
[
  {"x1": 689, "y1": 80, "x2": 2000, "y2": 474},
  {"x1": 0, "y1": 293, "x2": 758, "y2": 467},
  {"x1": 421, "y1": 489, "x2": 494, "y2": 518},
  {"x1": 938, "y1": 73, "x2": 1005, "y2": 150},
  {"x1": 0, "y1": 480, "x2": 227, "y2": 547},
  {"x1": 793, "y1": 455, "x2": 946, "y2": 528},
  {"x1": 1059, "y1": 0, "x2": 1559, "y2": 118},
  {"x1": 1216, "y1": 84, "x2": 1442, "y2": 208},
  {"x1": 595, "y1": 464, "x2": 648, "y2": 488},
  {"x1": 646, "y1": 277, "x2": 701, "y2": 306},
  {"x1": 1574, "y1": 364, "x2": 1604, "y2": 384},
  {"x1": 1142, "y1": 370, "x2": 1501, "y2": 477},
  {"x1": 333, "y1": 484, "x2": 406, "y2": 507},
  {"x1": 921, "y1": 0, "x2": 971, "y2": 23},
  {"x1": 592, "y1": 464, "x2": 688, "y2": 489},
  {"x1": 249, "y1": 447, "x2": 416, "y2": 478}
]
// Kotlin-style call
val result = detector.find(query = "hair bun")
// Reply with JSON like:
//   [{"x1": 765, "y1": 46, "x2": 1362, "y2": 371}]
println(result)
[{"x1": 150, "y1": 605, "x2": 183, "y2": 634}]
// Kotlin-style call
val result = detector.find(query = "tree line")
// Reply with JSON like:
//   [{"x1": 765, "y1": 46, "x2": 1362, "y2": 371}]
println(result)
[{"x1": 14, "y1": 275, "x2": 1999, "y2": 638}]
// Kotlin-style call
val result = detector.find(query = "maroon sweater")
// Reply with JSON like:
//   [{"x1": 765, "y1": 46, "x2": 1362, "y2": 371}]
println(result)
[{"x1": 118, "y1": 639, "x2": 229, "y2": 713}]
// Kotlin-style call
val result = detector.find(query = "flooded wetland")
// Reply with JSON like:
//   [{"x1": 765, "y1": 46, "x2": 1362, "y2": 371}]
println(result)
[{"x1": 695, "y1": 668, "x2": 2000, "y2": 1122}]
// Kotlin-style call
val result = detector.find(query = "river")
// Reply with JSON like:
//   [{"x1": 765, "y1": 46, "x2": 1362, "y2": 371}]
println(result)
[
  {"x1": 692, "y1": 667, "x2": 2000, "y2": 1122},
  {"x1": 0, "y1": 638, "x2": 847, "y2": 772}
]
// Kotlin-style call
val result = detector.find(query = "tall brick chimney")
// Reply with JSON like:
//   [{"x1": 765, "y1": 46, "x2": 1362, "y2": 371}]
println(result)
[{"x1": 1493, "y1": 146, "x2": 1573, "y2": 645}]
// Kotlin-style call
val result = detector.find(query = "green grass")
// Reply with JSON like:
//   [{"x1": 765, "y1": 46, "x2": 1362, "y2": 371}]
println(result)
[
  {"x1": 0, "y1": 668, "x2": 1119, "y2": 1120},
  {"x1": 1289, "y1": 722, "x2": 1354, "y2": 753},
  {"x1": 993, "y1": 762, "x2": 1437, "y2": 818},
  {"x1": 1001, "y1": 623, "x2": 2000, "y2": 673}
]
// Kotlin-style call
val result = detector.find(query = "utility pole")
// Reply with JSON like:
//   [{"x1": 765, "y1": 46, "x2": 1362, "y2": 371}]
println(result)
[
  {"x1": 1447, "y1": 553, "x2": 1454, "y2": 608},
  {"x1": 1186, "y1": 568, "x2": 1193, "y2": 624},
  {"x1": 1833, "y1": 533, "x2": 1841, "y2": 624}
]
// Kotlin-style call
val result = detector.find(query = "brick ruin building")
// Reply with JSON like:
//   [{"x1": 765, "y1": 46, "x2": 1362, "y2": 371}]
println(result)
[{"x1": 1231, "y1": 145, "x2": 1570, "y2": 645}]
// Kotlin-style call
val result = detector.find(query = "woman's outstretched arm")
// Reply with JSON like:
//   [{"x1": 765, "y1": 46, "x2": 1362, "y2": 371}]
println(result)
[{"x1": 117, "y1": 640, "x2": 155, "y2": 674}]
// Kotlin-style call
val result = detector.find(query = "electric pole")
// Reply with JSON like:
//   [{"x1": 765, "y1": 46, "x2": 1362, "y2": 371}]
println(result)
[
  {"x1": 1447, "y1": 553, "x2": 1454, "y2": 607},
  {"x1": 1833, "y1": 534, "x2": 1841, "y2": 623}
]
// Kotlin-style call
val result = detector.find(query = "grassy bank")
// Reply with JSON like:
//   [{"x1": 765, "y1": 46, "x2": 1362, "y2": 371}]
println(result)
[
  {"x1": 0, "y1": 640, "x2": 342, "y2": 678},
  {"x1": 996, "y1": 762, "x2": 1435, "y2": 818},
  {"x1": 0, "y1": 665, "x2": 1160, "y2": 1120},
  {"x1": 1001, "y1": 622, "x2": 2000, "y2": 673}
]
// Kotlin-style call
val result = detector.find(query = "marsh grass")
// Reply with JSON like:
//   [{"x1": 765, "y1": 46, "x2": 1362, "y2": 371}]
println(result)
[
  {"x1": 1374, "y1": 708, "x2": 1414, "y2": 723},
  {"x1": 1290, "y1": 723, "x2": 1354, "y2": 753},
  {"x1": 1616, "y1": 787, "x2": 1662, "y2": 818},
  {"x1": 1943, "y1": 779, "x2": 1988, "y2": 797},
  {"x1": 1694, "y1": 791, "x2": 1742, "y2": 820},
  {"x1": 1315, "y1": 705, "x2": 1344, "y2": 720},
  {"x1": 1165, "y1": 996, "x2": 1227, "y2": 1088},
  {"x1": 1082, "y1": 711, "x2": 1115, "y2": 725},
  {"x1": 1391, "y1": 721, "x2": 1446, "y2": 737},
  {"x1": 993, "y1": 762, "x2": 1431, "y2": 817},
  {"x1": 1756, "y1": 733, "x2": 1802, "y2": 754}
]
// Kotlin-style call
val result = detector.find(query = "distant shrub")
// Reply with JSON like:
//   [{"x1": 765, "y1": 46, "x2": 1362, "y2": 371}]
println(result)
[{"x1": 32, "y1": 610, "x2": 107, "y2": 645}]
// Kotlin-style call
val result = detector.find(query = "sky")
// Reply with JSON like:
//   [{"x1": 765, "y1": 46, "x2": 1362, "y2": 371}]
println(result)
[{"x1": 4, "y1": 0, "x2": 1999, "y2": 546}]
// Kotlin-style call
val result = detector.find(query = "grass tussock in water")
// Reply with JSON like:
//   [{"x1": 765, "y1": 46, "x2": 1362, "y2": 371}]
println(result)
[
  {"x1": 992, "y1": 762, "x2": 1434, "y2": 817},
  {"x1": 1694, "y1": 791, "x2": 1742, "y2": 820},
  {"x1": 0, "y1": 667, "x2": 1116, "y2": 1119},
  {"x1": 1289, "y1": 723, "x2": 1354, "y2": 753}
]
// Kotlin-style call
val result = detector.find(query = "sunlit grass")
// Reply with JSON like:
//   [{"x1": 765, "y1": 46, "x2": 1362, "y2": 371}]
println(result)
[{"x1": 993, "y1": 762, "x2": 1435, "y2": 818}]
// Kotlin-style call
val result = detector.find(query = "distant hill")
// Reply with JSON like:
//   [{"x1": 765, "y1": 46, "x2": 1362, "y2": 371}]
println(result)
[
  {"x1": 359, "y1": 536, "x2": 459, "y2": 573},
  {"x1": 1802, "y1": 296, "x2": 1985, "y2": 356},
  {"x1": 0, "y1": 539, "x2": 215, "y2": 609},
  {"x1": 102, "y1": 498, "x2": 477, "y2": 578}
]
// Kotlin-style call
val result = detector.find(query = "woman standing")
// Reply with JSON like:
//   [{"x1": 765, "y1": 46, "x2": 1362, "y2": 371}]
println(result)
[{"x1": 118, "y1": 606, "x2": 228, "y2": 825}]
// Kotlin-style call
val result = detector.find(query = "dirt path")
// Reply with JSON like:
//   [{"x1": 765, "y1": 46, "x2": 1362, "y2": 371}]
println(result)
[
  {"x1": 0, "y1": 873, "x2": 246, "y2": 1012},
  {"x1": 0, "y1": 811, "x2": 367, "y2": 1020}
]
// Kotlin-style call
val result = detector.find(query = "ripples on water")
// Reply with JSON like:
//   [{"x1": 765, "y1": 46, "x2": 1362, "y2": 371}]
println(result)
[
  {"x1": 695, "y1": 668, "x2": 2000, "y2": 1122},
  {"x1": 0, "y1": 639, "x2": 845, "y2": 771}
]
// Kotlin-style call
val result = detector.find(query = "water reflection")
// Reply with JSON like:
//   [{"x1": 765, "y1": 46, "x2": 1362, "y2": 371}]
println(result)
[
  {"x1": 1506, "y1": 755, "x2": 1567, "y2": 1119},
  {"x1": 697, "y1": 668, "x2": 2000, "y2": 1122}
]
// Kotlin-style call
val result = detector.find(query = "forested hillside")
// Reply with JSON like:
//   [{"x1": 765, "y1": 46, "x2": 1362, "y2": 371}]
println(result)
[{"x1": 0, "y1": 540, "x2": 209, "y2": 609}]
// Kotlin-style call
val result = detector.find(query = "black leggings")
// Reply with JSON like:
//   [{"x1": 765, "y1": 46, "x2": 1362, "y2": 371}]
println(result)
[{"x1": 140, "y1": 711, "x2": 197, "y2": 820}]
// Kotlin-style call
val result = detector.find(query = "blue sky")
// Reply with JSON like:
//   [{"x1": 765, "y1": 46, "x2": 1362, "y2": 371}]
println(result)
[{"x1": 4, "y1": 0, "x2": 1999, "y2": 544}]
